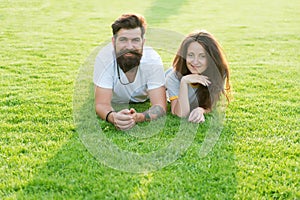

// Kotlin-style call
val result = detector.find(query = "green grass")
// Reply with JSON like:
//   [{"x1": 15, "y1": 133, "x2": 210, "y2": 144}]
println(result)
[{"x1": 1, "y1": 0, "x2": 299, "y2": 199}]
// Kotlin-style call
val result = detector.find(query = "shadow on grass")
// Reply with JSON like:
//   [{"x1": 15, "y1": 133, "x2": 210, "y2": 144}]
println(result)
[
  {"x1": 11, "y1": 111, "x2": 237, "y2": 199},
  {"x1": 10, "y1": 123, "x2": 236, "y2": 199}
]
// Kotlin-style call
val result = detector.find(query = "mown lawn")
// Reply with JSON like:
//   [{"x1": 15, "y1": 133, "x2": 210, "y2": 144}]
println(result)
[{"x1": 1, "y1": 0, "x2": 299, "y2": 199}]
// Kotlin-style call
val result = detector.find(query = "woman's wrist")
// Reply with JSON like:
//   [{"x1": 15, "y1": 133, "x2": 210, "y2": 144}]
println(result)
[
  {"x1": 198, "y1": 107, "x2": 210, "y2": 114},
  {"x1": 181, "y1": 76, "x2": 188, "y2": 83},
  {"x1": 197, "y1": 107, "x2": 205, "y2": 113},
  {"x1": 180, "y1": 78, "x2": 189, "y2": 89}
]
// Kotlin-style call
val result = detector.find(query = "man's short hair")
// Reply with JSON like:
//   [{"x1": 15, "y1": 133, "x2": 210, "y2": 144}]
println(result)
[{"x1": 111, "y1": 13, "x2": 147, "y2": 38}]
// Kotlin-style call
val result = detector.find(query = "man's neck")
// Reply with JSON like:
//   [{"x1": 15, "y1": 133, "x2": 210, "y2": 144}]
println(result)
[{"x1": 125, "y1": 66, "x2": 138, "y2": 83}]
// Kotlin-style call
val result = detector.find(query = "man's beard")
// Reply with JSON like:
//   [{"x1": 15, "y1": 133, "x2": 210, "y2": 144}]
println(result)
[{"x1": 116, "y1": 49, "x2": 143, "y2": 73}]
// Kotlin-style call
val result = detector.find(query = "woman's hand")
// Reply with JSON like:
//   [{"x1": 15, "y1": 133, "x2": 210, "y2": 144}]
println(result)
[
  {"x1": 181, "y1": 74, "x2": 211, "y2": 86},
  {"x1": 188, "y1": 107, "x2": 205, "y2": 123}
]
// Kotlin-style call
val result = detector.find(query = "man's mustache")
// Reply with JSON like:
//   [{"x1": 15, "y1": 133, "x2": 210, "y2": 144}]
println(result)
[{"x1": 116, "y1": 49, "x2": 142, "y2": 57}]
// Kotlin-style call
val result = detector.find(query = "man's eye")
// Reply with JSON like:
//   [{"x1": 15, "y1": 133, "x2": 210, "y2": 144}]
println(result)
[
  {"x1": 119, "y1": 38, "x2": 127, "y2": 42},
  {"x1": 133, "y1": 38, "x2": 141, "y2": 42}
]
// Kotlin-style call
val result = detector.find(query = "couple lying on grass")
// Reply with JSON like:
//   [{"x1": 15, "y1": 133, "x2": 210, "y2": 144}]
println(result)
[{"x1": 93, "y1": 13, "x2": 231, "y2": 131}]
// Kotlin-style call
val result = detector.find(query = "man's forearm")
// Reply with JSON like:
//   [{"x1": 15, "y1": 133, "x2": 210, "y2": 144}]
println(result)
[
  {"x1": 142, "y1": 104, "x2": 166, "y2": 122},
  {"x1": 95, "y1": 103, "x2": 114, "y2": 121}
]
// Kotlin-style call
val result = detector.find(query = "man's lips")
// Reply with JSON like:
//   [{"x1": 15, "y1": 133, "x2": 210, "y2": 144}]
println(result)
[{"x1": 124, "y1": 52, "x2": 134, "y2": 56}]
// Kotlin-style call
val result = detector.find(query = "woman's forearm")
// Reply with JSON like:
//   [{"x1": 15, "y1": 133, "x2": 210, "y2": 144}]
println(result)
[{"x1": 173, "y1": 79, "x2": 190, "y2": 117}]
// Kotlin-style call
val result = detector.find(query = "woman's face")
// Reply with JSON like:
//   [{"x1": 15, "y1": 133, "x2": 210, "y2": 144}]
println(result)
[{"x1": 186, "y1": 41, "x2": 207, "y2": 74}]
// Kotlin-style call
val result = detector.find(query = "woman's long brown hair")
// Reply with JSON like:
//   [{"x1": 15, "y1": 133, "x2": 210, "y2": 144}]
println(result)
[{"x1": 173, "y1": 30, "x2": 231, "y2": 110}]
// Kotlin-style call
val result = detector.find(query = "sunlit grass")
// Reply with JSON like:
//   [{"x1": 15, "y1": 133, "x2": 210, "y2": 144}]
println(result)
[{"x1": 1, "y1": 0, "x2": 299, "y2": 199}]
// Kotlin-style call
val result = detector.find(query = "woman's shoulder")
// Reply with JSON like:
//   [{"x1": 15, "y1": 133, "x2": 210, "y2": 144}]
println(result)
[{"x1": 166, "y1": 68, "x2": 179, "y2": 83}]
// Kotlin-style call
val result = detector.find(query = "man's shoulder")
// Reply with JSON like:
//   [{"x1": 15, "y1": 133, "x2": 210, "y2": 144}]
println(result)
[
  {"x1": 96, "y1": 43, "x2": 114, "y2": 57},
  {"x1": 95, "y1": 43, "x2": 115, "y2": 64},
  {"x1": 143, "y1": 46, "x2": 160, "y2": 57},
  {"x1": 141, "y1": 45, "x2": 161, "y2": 64}
]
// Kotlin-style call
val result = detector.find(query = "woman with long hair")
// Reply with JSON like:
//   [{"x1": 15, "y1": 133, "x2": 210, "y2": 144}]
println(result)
[{"x1": 166, "y1": 30, "x2": 231, "y2": 123}]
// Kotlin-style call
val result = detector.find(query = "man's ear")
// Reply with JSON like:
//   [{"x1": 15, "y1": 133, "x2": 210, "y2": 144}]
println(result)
[{"x1": 112, "y1": 36, "x2": 115, "y2": 44}]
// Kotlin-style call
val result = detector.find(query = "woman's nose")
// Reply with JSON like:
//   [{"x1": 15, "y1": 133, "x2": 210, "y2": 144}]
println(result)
[{"x1": 192, "y1": 57, "x2": 200, "y2": 65}]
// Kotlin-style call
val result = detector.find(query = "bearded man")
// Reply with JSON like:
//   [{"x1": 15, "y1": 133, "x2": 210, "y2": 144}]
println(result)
[{"x1": 93, "y1": 13, "x2": 166, "y2": 130}]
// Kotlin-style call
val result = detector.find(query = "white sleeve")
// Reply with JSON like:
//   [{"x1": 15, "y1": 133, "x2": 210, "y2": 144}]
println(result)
[
  {"x1": 93, "y1": 48, "x2": 115, "y2": 89},
  {"x1": 147, "y1": 63, "x2": 165, "y2": 90},
  {"x1": 166, "y1": 70, "x2": 180, "y2": 99},
  {"x1": 144, "y1": 48, "x2": 165, "y2": 90}
]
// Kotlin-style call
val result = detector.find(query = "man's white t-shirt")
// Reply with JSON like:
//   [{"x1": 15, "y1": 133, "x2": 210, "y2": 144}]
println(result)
[{"x1": 93, "y1": 43, "x2": 165, "y2": 103}]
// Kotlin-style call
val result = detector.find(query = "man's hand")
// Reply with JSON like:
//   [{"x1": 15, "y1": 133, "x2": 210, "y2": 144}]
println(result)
[
  {"x1": 113, "y1": 109, "x2": 136, "y2": 130},
  {"x1": 129, "y1": 105, "x2": 166, "y2": 123}
]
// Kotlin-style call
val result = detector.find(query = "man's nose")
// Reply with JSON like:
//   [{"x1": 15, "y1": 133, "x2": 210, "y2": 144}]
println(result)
[{"x1": 125, "y1": 41, "x2": 134, "y2": 49}]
